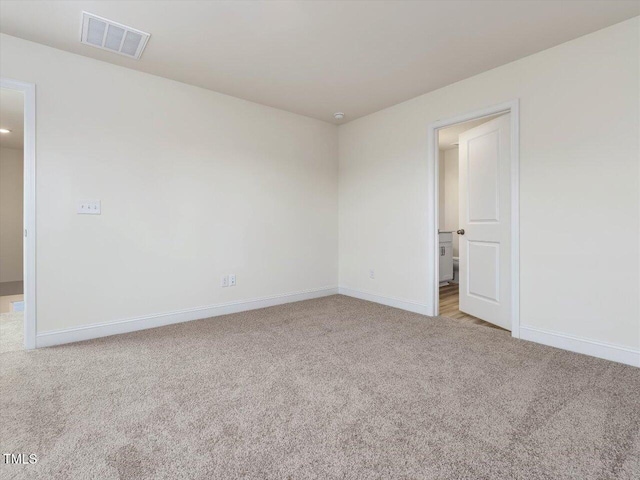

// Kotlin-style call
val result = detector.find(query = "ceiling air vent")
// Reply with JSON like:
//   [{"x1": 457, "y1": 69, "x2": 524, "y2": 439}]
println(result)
[{"x1": 80, "y1": 12, "x2": 150, "y2": 60}]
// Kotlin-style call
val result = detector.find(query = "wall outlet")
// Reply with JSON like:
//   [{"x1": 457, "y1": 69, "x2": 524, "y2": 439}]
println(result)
[
  {"x1": 78, "y1": 200, "x2": 101, "y2": 215},
  {"x1": 369, "y1": 269, "x2": 375, "y2": 279},
  {"x1": 229, "y1": 274, "x2": 236, "y2": 287},
  {"x1": 220, "y1": 275, "x2": 229, "y2": 287}
]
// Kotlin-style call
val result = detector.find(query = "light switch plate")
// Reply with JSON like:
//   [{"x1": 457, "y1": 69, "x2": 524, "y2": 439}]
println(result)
[
  {"x1": 220, "y1": 275, "x2": 229, "y2": 287},
  {"x1": 78, "y1": 201, "x2": 101, "y2": 215}
]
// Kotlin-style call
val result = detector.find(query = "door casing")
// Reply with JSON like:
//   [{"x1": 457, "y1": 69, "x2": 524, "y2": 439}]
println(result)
[{"x1": 427, "y1": 100, "x2": 520, "y2": 338}]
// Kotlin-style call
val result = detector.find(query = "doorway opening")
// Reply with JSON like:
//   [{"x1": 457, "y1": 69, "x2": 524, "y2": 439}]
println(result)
[
  {"x1": 0, "y1": 87, "x2": 25, "y2": 352},
  {"x1": 428, "y1": 101, "x2": 519, "y2": 337},
  {"x1": 0, "y1": 79, "x2": 36, "y2": 351}
]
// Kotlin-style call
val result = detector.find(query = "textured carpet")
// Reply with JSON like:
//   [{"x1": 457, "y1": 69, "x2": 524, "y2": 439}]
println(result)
[
  {"x1": 0, "y1": 311, "x2": 23, "y2": 354},
  {"x1": 1, "y1": 295, "x2": 639, "y2": 479}
]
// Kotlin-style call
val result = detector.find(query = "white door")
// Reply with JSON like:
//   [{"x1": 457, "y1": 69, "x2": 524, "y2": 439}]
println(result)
[{"x1": 458, "y1": 114, "x2": 511, "y2": 330}]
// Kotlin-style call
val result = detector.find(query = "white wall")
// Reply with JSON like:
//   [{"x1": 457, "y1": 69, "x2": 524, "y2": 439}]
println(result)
[
  {"x1": 0, "y1": 147, "x2": 23, "y2": 282},
  {"x1": 0, "y1": 34, "x2": 339, "y2": 333},
  {"x1": 442, "y1": 148, "x2": 459, "y2": 256},
  {"x1": 339, "y1": 18, "x2": 639, "y2": 351},
  {"x1": 1, "y1": 18, "x2": 638, "y2": 364}
]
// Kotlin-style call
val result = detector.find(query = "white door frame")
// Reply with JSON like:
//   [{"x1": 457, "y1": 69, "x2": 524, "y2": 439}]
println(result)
[
  {"x1": 427, "y1": 99, "x2": 520, "y2": 338},
  {"x1": 1, "y1": 78, "x2": 36, "y2": 349}
]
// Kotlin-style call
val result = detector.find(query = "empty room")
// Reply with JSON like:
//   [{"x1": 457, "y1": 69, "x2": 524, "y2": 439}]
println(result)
[{"x1": 0, "y1": 1, "x2": 639, "y2": 479}]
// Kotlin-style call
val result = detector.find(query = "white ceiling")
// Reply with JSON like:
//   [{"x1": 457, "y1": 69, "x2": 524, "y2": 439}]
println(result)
[
  {"x1": 1, "y1": 1, "x2": 638, "y2": 124},
  {"x1": 0, "y1": 88, "x2": 24, "y2": 150}
]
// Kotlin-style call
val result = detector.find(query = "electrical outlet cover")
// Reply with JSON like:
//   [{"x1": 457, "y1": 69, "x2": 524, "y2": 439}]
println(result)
[{"x1": 77, "y1": 200, "x2": 101, "y2": 215}]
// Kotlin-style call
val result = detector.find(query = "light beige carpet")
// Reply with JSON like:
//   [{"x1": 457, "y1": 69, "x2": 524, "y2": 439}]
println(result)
[
  {"x1": 0, "y1": 311, "x2": 23, "y2": 353},
  {"x1": 1, "y1": 295, "x2": 639, "y2": 479}
]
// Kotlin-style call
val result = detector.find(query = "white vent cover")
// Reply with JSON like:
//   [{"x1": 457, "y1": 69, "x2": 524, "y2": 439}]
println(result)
[{"x1": 80, "y1": 12, "x2": 150, "y2": 60}]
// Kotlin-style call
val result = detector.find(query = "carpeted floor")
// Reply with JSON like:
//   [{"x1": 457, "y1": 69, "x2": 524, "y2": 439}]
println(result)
[
  {"x1": 1, "y1": 295, "x2": 639, "y2": 479},
  {"x1": 0, "y1": 311, "x2": 23, "y2": 354}
]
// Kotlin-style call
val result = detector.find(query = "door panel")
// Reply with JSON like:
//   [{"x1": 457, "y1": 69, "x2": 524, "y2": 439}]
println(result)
[
  {"x1": 458, "y1": 114, "x2": 511, "y2": 330},
  {"x1": 467, "y1": 241, "x2": 499, "y2": 302},
  {"x1": 467, "y1": 131, "x2": 500, "y2": 222}
]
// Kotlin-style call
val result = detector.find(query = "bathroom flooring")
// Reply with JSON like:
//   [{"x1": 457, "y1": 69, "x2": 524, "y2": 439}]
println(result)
[{"x1": 439, "y1": 283, "x2": 506, "y2": 331}]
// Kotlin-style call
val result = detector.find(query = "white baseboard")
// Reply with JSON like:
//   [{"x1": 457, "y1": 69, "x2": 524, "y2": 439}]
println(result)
[
  {"x1": 337, "y1": 288, "x2": 638, "y2": 367},
  {"x1": 520, "y1": 325, "x2": 640, "y2": 368},
  {"x1": 36, "y1": 286, "x2": 638, "y2": 368},
  {"x1": 36, "y1": 286, "x2": 338, "y2": 348},
  {"x1": 338, "y1": 286, "x2": 430, "y2": 315}
]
